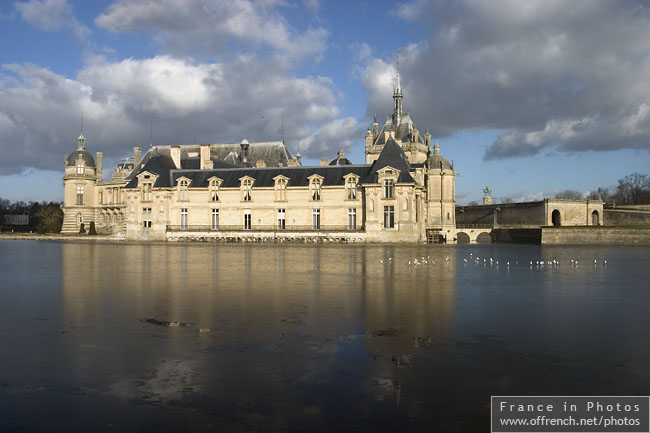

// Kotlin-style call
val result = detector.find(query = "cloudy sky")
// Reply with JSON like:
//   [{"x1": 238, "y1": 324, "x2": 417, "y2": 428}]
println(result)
[{"x1": 1, "y1": 0, "x2": 650, "y2": 203}]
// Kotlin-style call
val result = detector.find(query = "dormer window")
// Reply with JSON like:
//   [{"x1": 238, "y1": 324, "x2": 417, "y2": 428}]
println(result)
[
  {"x1": 241, "y1": 178, "x2": 253, "y2": 201},
  {"x1": 76, "y1": 163, "x2": 84, "y2": 175},
  {"x1": 383, "y1": 179, "x2": 395, "y2": 199},
  {"x1": 178, "y1": 179, "x2": 189, "y2": 201},
  {"x1": 310, "y1": 177, "x2": 322, "y2": 201},
  {"x1": 209, "y1": 179, "x2": 220, "y2": 202},
  {"x1": 346, "y1": 176, "x2": 358, "y2": 200},
  {"x1": 274, "y1": 176, "x2": 288, "y2": 202}
]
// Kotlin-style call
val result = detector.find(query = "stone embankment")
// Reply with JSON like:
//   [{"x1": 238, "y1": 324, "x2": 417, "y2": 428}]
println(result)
[{"x1": 541, "y1": 227, "x2": 650, "y2": 245}]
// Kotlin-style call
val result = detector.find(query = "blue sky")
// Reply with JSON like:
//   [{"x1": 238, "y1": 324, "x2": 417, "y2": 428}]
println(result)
[{"x1": 1, "y1": 0, "x2": 650, "y2": 204}]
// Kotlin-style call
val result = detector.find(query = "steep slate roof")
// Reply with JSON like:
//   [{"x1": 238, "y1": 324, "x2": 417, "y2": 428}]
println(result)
[
  {"x1": 373, "y1": 112, "x2": 424, "y2": 147},
  {"x1": 364, "y1": 137, "x2": 415, "y2": 184},
  {"x1": 167, "y1": 165, "x2": 371, "y2": 188},
  {"x1": 125, "y1": 153, "x2": 178, "y2": 188},
  {"x1": 124, "y1": 137, "x2": 417, "y2": 189},
  {"x1": 210, "y1": 141, "x2": 291, "y2": 167}
]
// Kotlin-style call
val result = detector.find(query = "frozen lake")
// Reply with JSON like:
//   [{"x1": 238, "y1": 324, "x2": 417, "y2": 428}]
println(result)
[{"x1": 1, "y1": 240, "x2": 649, "y2": 432}]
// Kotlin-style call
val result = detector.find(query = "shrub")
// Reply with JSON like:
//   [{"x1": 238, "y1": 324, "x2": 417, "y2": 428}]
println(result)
[
  {"x1": 88, "y1": 221, "x2": 97, "y2": 235},
  {"x1": 79, "y1": 223, "x2": 86, "y2": 234}
]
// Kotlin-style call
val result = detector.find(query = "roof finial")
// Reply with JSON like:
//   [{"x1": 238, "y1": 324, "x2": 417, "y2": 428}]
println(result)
[
  {"x1": 77, "y1": 112, "x2": 86, "y2": 150},
  {"x1": 393, "y1": 54, "x2": 403, "y2": 124}
]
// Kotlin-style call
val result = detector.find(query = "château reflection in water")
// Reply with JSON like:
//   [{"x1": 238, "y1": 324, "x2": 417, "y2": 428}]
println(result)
[{"x1": 2, "y1": 240, "x2": 650, "y2": 432}]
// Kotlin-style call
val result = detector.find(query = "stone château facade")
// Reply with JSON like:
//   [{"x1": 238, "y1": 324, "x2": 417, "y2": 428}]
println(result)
[{"x1": 62, "y1": 72, "x2": 458, "y2": 242}]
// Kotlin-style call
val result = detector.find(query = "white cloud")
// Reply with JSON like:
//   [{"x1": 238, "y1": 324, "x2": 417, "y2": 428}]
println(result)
[
  {"x1": 0, "y1": 54, "x2": 349, "y2": 174},
  {"x1": 15, "y1": 0, "x2": 90, "y2": 41},
  {"x1": 298, "y1": 117, "x2": 364, "y2": 155},
  {"x1": 95, "y1": 0, "x2": 328, "y2": 62},
  {"x1": 362, "y1": 0, "x2": 650, "y2": 159}
]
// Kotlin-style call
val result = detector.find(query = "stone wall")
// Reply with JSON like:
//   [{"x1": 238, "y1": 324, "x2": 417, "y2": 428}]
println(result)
[
  {"x1": 603, "y1": 209, "x2": 650, "y2": 226},
  {"x1": 541, "y1": 228, "x2": 650, "y2": 245},
  {"x1": 456, "y1": 201, "x2": 545, "y2": 227}
]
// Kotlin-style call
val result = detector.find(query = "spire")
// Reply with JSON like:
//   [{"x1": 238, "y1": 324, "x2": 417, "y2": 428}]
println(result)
[
  {"x1": 433, "y1": 139, "x2": 440, "y2": 156},
  {"x1": 393, "y1": 56, "x2": 403, "y2": 125}
]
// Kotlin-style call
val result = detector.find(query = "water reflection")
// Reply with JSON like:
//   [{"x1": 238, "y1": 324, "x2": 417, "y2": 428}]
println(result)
[{"x1": 1, "y1": 241, "x2": 649, "y2": 432}]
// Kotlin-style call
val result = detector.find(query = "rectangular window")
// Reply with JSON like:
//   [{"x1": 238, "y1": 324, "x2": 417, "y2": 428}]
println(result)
[
  {"x1": 277, "y1": 208, "x2": 286, "y2": 229},
  {"x1": 348, "y1": 208, "x2": 356, "y2": 230},
  {"x1": 179, "y1": 180, "x2": 189, "y2": 201},
  {"x1": 180, "y1": 208, "x2": 188, "y2": 229},
  {"x1": 76, "y1": 185, "x2": 84, "y2": 205},
  {"x1": 244, "y1": 210, "x2": 251, "y2": 230},
  {"x1": 312, "y1": 208, "x2": 321, "y2": 230},
  {"x1": 384, "y1": 205, "x2": 395, "y2": 228},
  {"x1": 346, "y1": 178, "x2": 357, "y2": 200},
  {"x1": 76, "y1": 164, "x2": 84, "y2": 175},
  {"x1": 142, "y1": 208, "x2": 152, "y2": 228},
  {"x1": 383, "y1": 179, "x2": 394, "y2": 199},
  {"x1": 211, "y1": 209, "x2": 219, "y2": 230},
  {"x1": 142, "y1": 183, "x2": 152, "y2": 201},
  {"x1": 311, "y1": 179, "x2": 321, "y2": 201}
]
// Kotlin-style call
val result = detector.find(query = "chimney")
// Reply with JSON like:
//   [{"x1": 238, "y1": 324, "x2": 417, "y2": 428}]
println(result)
[
  {"x1": 96, "y1": 152, "x2": 103, "y2": 181},
  {"x1": 133, "y1": 147, "x2": 142, "y2": 165},
  {"x1": 256, "y1": 160, "x2": 266, "y2": 167},
  {"x1": 200, "y1": 144, "x2": 210, "y2": 170},
  {"x1": 170, "y1": 146, "x2": 181, "y2": 169},
  {"x1": 296, "y1": 152, "x2": 302, "y2": 166},
  {"x1": 320, "y1": 158, "x2": 328, "y2": 166},
  {"x1": 240, "y1": 138, "x2": 249, "y2": 163},
  {"x1": 287, "y1": 159, "x2": 297, "y2": 167}
]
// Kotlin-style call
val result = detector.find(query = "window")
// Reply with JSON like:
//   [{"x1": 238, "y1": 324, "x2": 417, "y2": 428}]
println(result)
[
  {"x1": 312, "y1": 208, "x2": 321, "y2": 230},
  {"x1": 180, "y1": 208, "x2": 188, "y2": 229},
  {"x1": 76, "y1": 163, "x2": 84, "y2": 175},
  {"x1": 179, "y1": 179, "x2": 189, "y2": 201},
  {"x1": 274, "y1": 177, "x2": 287, "y2": 201},
  {"x1": 142, "y1": 208, "x2": 152, "y2": 228},
  {"x1": 348, "y1": 208, "x2": 356, "y2": 230},
  {"x1": 383, "y1": 179, "x2": 395, "y2": 199},
  {"x1": 209, "y1": 180, "x2": 220, "y2": 202},
  {"x1": 277, "y1": 208, "x2": 286, "y2": 229},
  {"x1": 311, "y1": 177, "x2": 322, "y2": 201},
  {"x1": 242, "y1": 178, "x2": 253, "y2": 201},
  {"x1": 211, "y1": 209, "x2": 219, "y2": 230},
  {"x1": 384, "y1": 205, "x2": 395, "y2": 228},
  {"x1": 244, "y1": 210, "x2": 251, "y2": 230},
  {"x1": 142, "y1": 182, "x2": 152, "y2": 202},
  {"x1": 76, "y1": 185, "x2": 84, "y2": 205},
  {"x1": 346, "y1": 177, "x2": 357, "y2": 200},
  {"x1": 99, "y1": 191, "x2": 103, "y2": 204}
]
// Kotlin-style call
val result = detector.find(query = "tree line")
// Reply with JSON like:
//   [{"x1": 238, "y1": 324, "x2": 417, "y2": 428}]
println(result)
[{"x1": 0, "y1": 198, "x2": 63, "y2": 234}]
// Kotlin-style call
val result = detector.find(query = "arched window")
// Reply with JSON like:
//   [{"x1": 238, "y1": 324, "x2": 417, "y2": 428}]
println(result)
[
  {"x1": 242, "y1": 178, "x2": 253, "y2": 201},
  {"x1": 274, "y1": 177, "x2": 288, "y2": 202},
  {"x1": 209, "y1": 179, "x2": 220, "y2": 202},
  {"x1": 552, "y1": 210, "x2": 561, "y2": 227},
  {"x1": 310, "y1": 177, "x2": 322, "y2": 201},
  {"x1": 179, "y1": 179, "x2": 189, "y2": 201},
  {"x1": 346, "y1": 177, "x2": 357, "y2": 200},
  {"x1": 76, "y1": 213, "x2": 83, "y2": 227}
]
